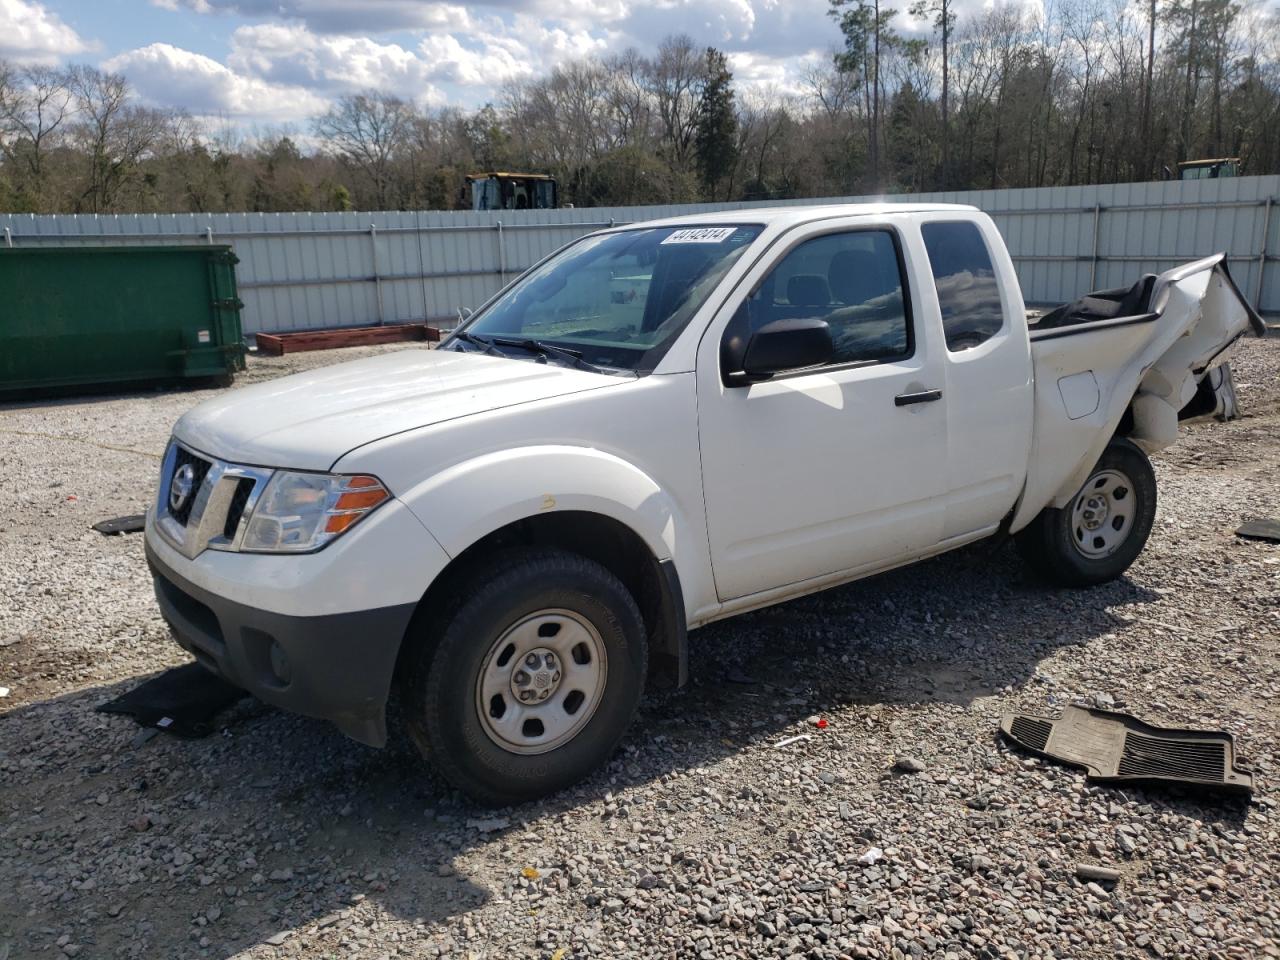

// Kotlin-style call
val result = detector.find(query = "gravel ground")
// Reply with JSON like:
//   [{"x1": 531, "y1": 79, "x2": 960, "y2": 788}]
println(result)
[{"x1": 2, "y1": 339, "x2": 1278, "y2": 960}]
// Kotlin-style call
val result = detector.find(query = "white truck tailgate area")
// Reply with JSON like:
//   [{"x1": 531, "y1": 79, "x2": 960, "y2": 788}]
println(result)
[{"x1": 1013, "y1": 255, "x2": 1265, "y2": 531}]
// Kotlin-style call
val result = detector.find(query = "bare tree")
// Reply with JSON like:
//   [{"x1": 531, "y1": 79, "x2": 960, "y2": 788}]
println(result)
[
  {"x1": 506, "y1": 60, "x2": 613, "y2": 174},
  {"x1": 910, "y1": 0, "x2": 956, "y2": 186},
  {"x1": 1060, "y1": 0, "x2": 1103, "y2": 183},
  {"x1": 803, "y1": 62, "x2": 860, "y2": 120},
  {"x1": 1143, "y1": 0, "x2": 1158, "y2": 175},
  {"x1": 313, "y1": 92, "x2": 413, "y2": 210},
  {"x1": 644, "y1": 35, "x2": 704, "y2": 175},
  {"x1": 69, "y1": 64, "x2": 128, "y2": 211},
  {"x1": 68, "y1": 66, "x2": 165, "y2": 213},
  {"x1": 0, "y1": 64, "x2": 72, "y2": 207},
  {"x1": 602, "y1": 49, "x2": 655, "y2": 149},
  {"x1": 985, "y1": 5, "x2": 1031, "y2": 188}
]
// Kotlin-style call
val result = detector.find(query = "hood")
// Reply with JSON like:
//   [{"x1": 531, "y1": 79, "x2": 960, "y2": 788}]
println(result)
[{"x1": 174, "y1": 348, "x2": 619, "y2": 471}]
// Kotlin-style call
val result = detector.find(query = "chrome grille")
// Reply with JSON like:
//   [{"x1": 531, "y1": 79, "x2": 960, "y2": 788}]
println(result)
[
  {"x1": 223, "y1": 478, "x2": 255, "y2": 540},
  {"x1": 169, "y1": 447, "x2": 213, "y2": 526},
  {"x1": 156, "y1": 441, "x2": 273, "y2": 559}
]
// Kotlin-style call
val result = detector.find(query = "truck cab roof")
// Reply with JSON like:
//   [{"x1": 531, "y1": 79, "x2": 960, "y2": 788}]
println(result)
[{"x1": 621, "y1": 202, "x2": 980, "y2": 232}]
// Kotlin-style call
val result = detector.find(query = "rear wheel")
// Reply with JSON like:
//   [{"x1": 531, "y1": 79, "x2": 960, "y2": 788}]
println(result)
[
  {"x1": 1015, "y1": 438, "x2": 1157, "y2": 587},
  {"x1": 402, "y1": 548, "x2": 647, "y2": 805}
]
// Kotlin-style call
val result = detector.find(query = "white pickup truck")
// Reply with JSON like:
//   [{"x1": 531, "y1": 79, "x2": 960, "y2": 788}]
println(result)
[{"x1": 145, "y1": 203, "x2": 1264, "y2": 803}]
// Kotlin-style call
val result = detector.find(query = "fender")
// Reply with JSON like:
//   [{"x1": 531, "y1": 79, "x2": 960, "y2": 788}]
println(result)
[{"x1": 395, "y1": 444, "x2": 712, "y2": 622}]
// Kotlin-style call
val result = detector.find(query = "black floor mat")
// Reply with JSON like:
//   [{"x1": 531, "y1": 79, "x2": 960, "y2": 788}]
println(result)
[
  {"x1": 93, "y1": 514, "x2": 146, "y2": 535},
  {"x1": 97, "y1": 662, "x2": 247, "y2": 738},
  {"x1": 1236, "y1": 519, "x2": 1280, "y2": 543},
  {"x1": 1000, "y1": 705, "x2": 1253, "y2": 796}
]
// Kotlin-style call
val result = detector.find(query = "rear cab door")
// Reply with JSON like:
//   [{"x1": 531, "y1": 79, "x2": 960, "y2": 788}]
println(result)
[{"x1": 912, "y1": 212, "x2": 1035, "y2": 542}]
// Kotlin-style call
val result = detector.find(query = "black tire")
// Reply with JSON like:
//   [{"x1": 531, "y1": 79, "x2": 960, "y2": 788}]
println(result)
[
  {"x1": 402, "y1": 547, "x2": 648, "y2": 805},
  {"x1": 1015, "y1": 437, "x2": 1157, "y2": 587}
]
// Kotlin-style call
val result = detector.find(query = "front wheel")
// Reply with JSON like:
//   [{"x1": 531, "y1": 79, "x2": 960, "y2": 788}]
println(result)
[
  {"x1": 401, "y1": 548, "x2": 648, "y2": 805},
  {"x1": 1015, "y1": 438, "x2": 1157, "y2": 587}
]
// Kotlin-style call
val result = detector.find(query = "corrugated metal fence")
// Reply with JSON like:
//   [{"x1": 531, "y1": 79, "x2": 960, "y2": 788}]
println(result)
[{"x1": 2, "y1": 176, "x2": 1276, "y2": 334}]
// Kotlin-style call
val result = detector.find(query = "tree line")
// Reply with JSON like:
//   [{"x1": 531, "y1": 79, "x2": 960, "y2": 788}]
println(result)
[{"x1": 1, "y1": 0, "x2": 1278, "y2": 215}]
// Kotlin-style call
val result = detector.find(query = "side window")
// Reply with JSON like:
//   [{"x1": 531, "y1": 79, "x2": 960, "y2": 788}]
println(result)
[
  {"x1": 744, "y1": 229, "x2": 910, "y2": 366},
  {"x1": 921, "y1": 221, "x2": 1005, "y2": 351}
]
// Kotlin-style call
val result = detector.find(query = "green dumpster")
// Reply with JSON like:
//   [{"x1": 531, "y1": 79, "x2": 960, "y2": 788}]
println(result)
[{"x1": 0, "y1": 245, "x2": 247, "y2": 394}]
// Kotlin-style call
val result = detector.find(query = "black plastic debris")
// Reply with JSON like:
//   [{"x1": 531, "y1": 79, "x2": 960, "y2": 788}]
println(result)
[
  {"x1": 97, "y1": 662, "x2": 246, "y2": 738},
  {"x1": 93, "y1": 514, "x2": 146, "y2": 536},
  {"x1": 1000, "y1": 705, "x2": 1253, "y2": 797},
  {"x1": 1235, "y1": 519, "x2": 1280, "y2": 543}
]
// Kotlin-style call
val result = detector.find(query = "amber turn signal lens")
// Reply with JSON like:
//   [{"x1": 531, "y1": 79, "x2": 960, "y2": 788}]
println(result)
[
  {"x1": 324, "y1": 512, "x2": 363, "y2": 534},
  {"x1": 335, "y1": 488, "x2": 388, "y2": 510},
  {"x1": 322, "y1": 476, "x2": 389, "y2": 535}
]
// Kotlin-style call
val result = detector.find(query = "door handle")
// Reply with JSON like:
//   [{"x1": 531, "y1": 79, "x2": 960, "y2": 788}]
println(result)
[{"x1": 894, "y1": 388, "x2": 942, "y2": 407}]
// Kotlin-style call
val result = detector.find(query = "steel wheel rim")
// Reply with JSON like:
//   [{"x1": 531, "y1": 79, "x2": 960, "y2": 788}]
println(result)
[
  {"x1": 474, "y1": 608, "x2": 607, "y2": 755},
  {"x1": 1070, "y1": 468, "x2": 1136, "y2": 559}
]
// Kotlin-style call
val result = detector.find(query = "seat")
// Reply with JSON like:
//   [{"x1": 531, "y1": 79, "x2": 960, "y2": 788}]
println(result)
[
  {"x1": 786, "y1": 274, "x2": 831, "y2": 307},
  {"x1": 1037, "y1": 274, "x2": 1159, "y2": 330},
  {"x1": 828, "y1": 249, "x2": 894, "y2": 305}
]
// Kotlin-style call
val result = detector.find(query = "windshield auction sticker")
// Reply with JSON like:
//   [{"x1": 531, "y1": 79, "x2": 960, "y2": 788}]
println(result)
[{"x1": 661, "y1": 227, "x2": 737, "y2": 244}]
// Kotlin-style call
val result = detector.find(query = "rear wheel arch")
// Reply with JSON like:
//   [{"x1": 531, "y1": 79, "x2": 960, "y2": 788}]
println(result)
[{"x1": 1015, "y1": 437, "x2": 1157, "y2": 587}]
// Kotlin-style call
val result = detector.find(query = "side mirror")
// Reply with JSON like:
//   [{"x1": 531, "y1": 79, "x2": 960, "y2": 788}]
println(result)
[{"x1": 736, "y1": 317, "x2": 833, "y2": 382}]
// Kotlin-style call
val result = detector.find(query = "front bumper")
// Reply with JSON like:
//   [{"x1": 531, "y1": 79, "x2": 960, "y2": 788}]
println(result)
[{"x1": 146, "y1": 542, "x2": 416, "y2": 746}]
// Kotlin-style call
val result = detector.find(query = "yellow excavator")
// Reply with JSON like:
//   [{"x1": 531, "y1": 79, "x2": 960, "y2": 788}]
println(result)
[
  {"x1": 1176, "y1": 158, "x2": 1240, "y2": 181},
  {"x1": 463, "y1": 172, "x2": 559, "y2": 211}
]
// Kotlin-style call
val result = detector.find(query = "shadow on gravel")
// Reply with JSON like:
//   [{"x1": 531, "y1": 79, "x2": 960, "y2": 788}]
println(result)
[
  {"x1": 0, "y1": 380, "x2": 226, "y2": 413},
  {"x1": 2, "y1": 540, "x2": 1175, "y2": 957}
]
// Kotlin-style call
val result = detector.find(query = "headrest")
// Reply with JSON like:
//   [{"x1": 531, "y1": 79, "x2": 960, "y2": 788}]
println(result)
[{"x1": 828, "y1": 248, "x2": 888, "y2": 305}]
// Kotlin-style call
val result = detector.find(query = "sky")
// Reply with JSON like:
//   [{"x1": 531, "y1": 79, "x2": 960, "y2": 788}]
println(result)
[{"x1": 0, "y1": 0, "x2": 952, "y2": 130}]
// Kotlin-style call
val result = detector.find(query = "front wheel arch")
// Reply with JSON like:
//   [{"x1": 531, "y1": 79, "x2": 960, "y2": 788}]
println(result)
[
  {"x1": 394, "y1": 510, "x2": 686, "y2": 696},
  {"x1": 401, "y1": 545, "x2": 650, "y2": 803}
]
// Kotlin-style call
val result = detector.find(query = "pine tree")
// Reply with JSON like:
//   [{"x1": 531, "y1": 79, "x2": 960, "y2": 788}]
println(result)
[
  {"x1": 829, "y1": 0, "x2": 899, "y2": 190},
  {"x1": 694, "y1": 48, "x2": 738, "y2": 201}
]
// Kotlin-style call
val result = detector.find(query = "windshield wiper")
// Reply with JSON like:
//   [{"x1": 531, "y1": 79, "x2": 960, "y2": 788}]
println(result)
[
  {"x1": 491, "y1": 337, "x2": 609, "y2": 375},
  {"x1": 451, "y1": 331, "x2": 505, "y2": 356}
]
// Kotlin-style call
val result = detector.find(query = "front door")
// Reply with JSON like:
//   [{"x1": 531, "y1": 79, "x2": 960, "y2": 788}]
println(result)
[{"x1": 697, "y1": 221, "x2": 948, "y2": 601}]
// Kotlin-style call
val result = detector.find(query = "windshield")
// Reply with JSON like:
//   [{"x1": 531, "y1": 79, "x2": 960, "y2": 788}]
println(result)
[{"x1": 450, "y1": 224, "x2": 764, "y2": 373}]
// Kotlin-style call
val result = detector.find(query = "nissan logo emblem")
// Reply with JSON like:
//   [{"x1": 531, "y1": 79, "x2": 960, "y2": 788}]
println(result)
[{"x1": 170, "y1": 463, "x2": 196, "y2": 513}]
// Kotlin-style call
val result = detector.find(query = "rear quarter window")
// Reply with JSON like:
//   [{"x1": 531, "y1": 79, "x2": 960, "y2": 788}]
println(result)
[{"x1": 921, "y1": 221, "x2": 1005, "y2": 352}]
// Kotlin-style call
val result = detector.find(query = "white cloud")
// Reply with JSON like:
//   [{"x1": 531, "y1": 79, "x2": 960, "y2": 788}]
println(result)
[
  {"x1": 416, "y1": 32, "x2": 527, "y2": 88},
  {"x1": 618, "y1": 0, "x2": 758, "y2": 47},
  {"x1": 226, "y1": 17, "x2": 602, "y2": 103},
  {"x1": 229, "y1": 23, "x2": 443, "y2": 95},
  {"x1": 415, "y1": 16, "x2": 605, "y2": 89},
  {"x1": 103, "y1": 43, "x2": 329, "y2": 120},
  {"x1": 0, "y1": 0, "x2": 90, "y2": 64},
  {"x1": 512, "y1": 16, "x2": 609, "y2": 65},
  {"x1": 150, "y1": 0, "x2": 484, "y2": 34},
  {"x1": 113, "y1": 2, "x2": 845, "y2": 127},
  {"x1": 729, "y1": 50, "x2": 826, "y2": 99},
  {"x1": 122, "y1": 0, "x2": 1037, "y2": 127}
]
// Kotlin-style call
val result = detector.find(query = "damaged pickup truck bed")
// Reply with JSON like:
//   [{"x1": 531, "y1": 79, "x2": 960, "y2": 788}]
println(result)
[{"x1": 145, "y1": 204, "x2": 1264, "y2": 803}]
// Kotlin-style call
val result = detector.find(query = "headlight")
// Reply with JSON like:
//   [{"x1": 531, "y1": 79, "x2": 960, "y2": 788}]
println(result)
[{"x1": 241, "y1": 472, "x2": 390, "y2": 553}]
